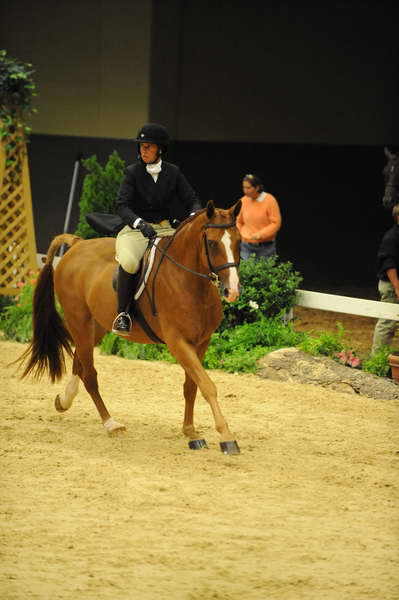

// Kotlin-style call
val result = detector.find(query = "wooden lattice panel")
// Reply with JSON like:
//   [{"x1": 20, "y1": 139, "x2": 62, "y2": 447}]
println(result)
[{"x1": 0, "y1": 126, "x2": 37, "y2": 295}]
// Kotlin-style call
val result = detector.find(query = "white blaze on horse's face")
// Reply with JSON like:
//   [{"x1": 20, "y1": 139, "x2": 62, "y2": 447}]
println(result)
[{"x1": 221, "y1": 230, "x2": 240, "y2": 302}]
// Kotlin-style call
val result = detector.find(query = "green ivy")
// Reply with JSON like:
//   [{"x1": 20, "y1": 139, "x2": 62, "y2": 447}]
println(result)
[{"x1": 75, "y1": 152, "x2": 125, "y2": 239}]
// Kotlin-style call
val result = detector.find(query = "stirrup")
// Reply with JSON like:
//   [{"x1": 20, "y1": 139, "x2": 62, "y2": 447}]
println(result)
[{"x1": 112, "y1": 312, "x2": 132, "y2": 336}]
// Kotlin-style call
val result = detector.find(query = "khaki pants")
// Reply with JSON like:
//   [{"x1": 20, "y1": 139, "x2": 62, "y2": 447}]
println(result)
[
  {"x1": 371, "y1": 279, "x2": 399, "y2": 354},
  {"x1": 115, "y1": 220, "x2": 175, "y2": 274}
]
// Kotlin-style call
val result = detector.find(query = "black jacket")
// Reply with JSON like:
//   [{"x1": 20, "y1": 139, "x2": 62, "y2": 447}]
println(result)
[
  {"x1": 376, "y1": 224, "x2": 399, "y2": 280},
  {"x1": 116, "y1": 160, "x2": 201, "y2": 227}
]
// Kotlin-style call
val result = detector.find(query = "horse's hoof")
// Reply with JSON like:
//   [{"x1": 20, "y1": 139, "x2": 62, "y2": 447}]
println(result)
[
  {"x1": 107, "y1": 425, "x2": 126, "y2": 436},
  {"x1": 188, "y1": 439, "x2": 209, "y2": 450},
  {"x1": 103, "y1": 418, "x2": 126, "y2": 435},
  {"x1": 220, "y1": 441, "x2": 240, "y2": 455},
  {"x1": 54, "y1": 394, "x2": 67, "y2": 413}
]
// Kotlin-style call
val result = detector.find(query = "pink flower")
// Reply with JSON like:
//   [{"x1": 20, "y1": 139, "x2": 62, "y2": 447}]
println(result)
[
  {"x1": 335, "y1": 350, "x2": 361, "y2": 369},
  {"x1": 348, "y1": 356, "x2": 361, "y2": 368}
]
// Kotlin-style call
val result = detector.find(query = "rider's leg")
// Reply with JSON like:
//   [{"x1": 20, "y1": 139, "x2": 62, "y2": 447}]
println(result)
[{"x1": 112, "y1": 227, "x2": 147, "y2": 335}]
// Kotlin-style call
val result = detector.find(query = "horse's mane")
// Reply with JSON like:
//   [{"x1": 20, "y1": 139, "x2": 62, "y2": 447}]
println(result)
[{"x1": 172, "y1": 207, "x2": 208, "y2": 236}]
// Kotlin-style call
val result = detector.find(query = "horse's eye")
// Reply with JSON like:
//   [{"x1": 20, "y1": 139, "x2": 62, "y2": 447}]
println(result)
[{"x1": 208, "y1": 240, "x2": 218, "y2": 250}]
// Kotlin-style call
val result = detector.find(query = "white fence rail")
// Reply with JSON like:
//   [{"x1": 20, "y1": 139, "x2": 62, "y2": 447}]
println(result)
[
  {"x1": 36, "y1": 254, "x2": 399, "y2": 322},
  {"x1": 296, "y1": 289, "x2": 399, "y2": 321}
]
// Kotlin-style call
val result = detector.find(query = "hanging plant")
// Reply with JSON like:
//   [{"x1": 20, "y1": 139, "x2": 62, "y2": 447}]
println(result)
[{"x1": 0, "y1": 49, "x2": 37, "y2": 166}]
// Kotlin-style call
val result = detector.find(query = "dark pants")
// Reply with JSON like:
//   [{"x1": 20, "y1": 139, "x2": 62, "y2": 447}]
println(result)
[{"x1": 240, "y1": 240, "x2": 276, "y2": 261}]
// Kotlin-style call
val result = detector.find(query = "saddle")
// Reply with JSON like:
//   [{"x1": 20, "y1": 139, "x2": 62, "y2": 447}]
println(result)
[
  {"x1": 86, "y1": 212, "x2": 124, "y2": 235},
  {"x1": 86, "y1": 212, "x2": 165, "y2": 344}
]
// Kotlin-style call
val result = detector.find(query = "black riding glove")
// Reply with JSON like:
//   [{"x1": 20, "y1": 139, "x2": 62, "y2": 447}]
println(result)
[{"x1": 136, "y1": 220, "x2": 156, "y2": 239}]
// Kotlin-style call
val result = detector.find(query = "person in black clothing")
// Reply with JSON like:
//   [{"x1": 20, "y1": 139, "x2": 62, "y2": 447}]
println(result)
[
  {"x1": 112, "y1": 123, "x2": 201, "y2": 336},
  {"x1": 371, "y1": 204, "x2": 399, "y2": 354}
]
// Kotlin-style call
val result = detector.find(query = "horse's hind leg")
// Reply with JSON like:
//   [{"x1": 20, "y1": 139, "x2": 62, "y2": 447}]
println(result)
[
  {"x1": 55, "y1": 352, "x2": 82, "y2": 412},
  {"x1": 54, "y1": 321, "x2": 105, "y2": 414},
  {"x1": 65, "y1": 316, "x2": 126, "y2": 435}
]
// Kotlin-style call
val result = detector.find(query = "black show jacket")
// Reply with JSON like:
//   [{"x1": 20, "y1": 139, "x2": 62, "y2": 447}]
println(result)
[
  {"x1": 376, "y1": 224, "x2": 399, "y2": 281},
  {"x1": 116, "y1": 160, "x2": 201, "y2": 227}
]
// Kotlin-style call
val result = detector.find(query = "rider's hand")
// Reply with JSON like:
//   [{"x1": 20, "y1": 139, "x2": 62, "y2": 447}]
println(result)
[{"x1": 137, "y1": 220, "x2": 156, "y2": 239}]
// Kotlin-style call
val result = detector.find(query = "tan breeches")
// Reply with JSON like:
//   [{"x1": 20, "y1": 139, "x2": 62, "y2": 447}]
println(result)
[{"x1": 115, "y1": 221, "x2": 175, "y2": 274}]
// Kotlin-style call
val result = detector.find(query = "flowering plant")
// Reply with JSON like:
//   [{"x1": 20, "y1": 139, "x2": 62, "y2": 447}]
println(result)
[{"x1": 336, "y1": 350, "x2": 361, "y2": 368}]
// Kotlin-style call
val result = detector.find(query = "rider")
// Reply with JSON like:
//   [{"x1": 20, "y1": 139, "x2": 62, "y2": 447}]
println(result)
[{"x1": 112, "y1": 122, "x2": 201, "y2": 336}]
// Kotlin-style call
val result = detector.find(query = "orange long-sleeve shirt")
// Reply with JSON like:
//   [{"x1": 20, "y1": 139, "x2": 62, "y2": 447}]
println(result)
[{"x1": 236, "y1": 192, "x2": 282, "y2": 243}]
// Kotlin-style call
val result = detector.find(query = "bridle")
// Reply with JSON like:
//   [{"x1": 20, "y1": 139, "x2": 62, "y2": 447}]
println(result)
[
  {"x1": 153, "y1": 220, "x2": 239, "y2": 286},
  {"x1": 202, "y1": 221, "x2": 240, "y2": 285},
  {"x1": 146, "y1": 218, "x2": 240, "y2": 315}
]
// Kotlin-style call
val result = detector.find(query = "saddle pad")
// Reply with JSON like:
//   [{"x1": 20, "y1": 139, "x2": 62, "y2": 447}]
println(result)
[{"x1": 134, "y1": 238, "x2": 160, "y2": 301}]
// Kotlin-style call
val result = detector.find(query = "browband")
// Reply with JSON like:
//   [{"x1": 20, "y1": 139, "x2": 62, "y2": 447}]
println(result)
[{"x1": 204, "y1": 221, "x2": 236, "y2": 229}]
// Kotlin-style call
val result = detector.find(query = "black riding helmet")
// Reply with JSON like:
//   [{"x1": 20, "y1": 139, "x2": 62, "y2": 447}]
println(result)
[{"x1": 135, "y1": 123, "x2": 169, "y2": 160}]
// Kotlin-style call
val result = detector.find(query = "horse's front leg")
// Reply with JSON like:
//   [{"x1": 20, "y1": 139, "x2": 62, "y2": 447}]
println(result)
[{"x1": 170, "y1": 338, "x2": 239, "y2": 454}]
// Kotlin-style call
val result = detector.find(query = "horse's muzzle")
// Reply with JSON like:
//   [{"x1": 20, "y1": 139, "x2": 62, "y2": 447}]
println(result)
[{"x1": 223, "y1": 287, "x2": 240, "y2": 303}]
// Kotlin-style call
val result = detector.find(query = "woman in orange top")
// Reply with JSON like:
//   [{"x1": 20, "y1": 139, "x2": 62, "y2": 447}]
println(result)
[{"x1": 236, "y1": 173, "x2": 282, "y2": 261}]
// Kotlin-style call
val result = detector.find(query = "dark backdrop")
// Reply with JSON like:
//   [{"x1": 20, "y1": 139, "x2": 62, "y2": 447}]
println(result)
[{"x1": 29, "y1": 134, "x2": 392, "y2": 298}]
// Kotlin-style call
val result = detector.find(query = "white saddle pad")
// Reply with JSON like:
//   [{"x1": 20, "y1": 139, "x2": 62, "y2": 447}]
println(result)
[{"x1": 134, "y1": 238, "x2": 161, "y2": 301}]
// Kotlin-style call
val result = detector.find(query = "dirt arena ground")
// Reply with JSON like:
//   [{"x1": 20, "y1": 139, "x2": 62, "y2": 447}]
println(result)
[{"x1": 1, "y1": 311, "x2": 399, "y2": 600}]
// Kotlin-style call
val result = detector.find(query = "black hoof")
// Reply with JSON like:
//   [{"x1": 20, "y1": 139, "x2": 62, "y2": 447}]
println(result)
[
  {"x1": 188, "y1": 439, "x2": 209, "y2": 450},
  {"x1": 220, "y1": 441, "x2": 240, "y2": 455}
]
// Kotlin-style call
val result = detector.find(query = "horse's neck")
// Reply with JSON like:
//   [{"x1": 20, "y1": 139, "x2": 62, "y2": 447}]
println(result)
[{"x1": 170, "y1": 222, "x2": 203, "y2": 269}]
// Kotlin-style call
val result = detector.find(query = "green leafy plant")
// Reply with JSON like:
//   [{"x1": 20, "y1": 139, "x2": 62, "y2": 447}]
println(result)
[
  {"x1": 362, "y1": 347, "x2": 391, "y2": 378},
  {"x1": 203, "y1": 317, "x2": 306, "y2": 372},
  {"x1": 100, "y1": 333, "x2": 175, "y2": 362},
  {"x1": 220, "y1": 255, "x2": 302, "y2": 330},
  {"x1": 297, "y1": 323, "x2": 345, "y2": 358},
  {"x1": 0, "y1": 271, "x2": 39, "y2": 342},
  {"x1": 0, "y1": 294, "x2": 14, "y2": 315},
  {"x1": 0, "y1": 49, "x2": 37, "y2": 165},
  {"x1": 75, "y1": 152, "x2": 125, "y2": 239}
]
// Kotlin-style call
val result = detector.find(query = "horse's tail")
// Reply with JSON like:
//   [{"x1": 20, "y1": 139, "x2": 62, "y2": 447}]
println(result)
[{"x1": 17, "y1": 234, "x2": 81, "y2": 382}]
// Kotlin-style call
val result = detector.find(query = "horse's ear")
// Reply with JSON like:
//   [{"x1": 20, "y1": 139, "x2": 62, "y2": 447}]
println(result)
[
  {"x1": 206, "y1": 200, "x2": 215, "y2": 219},
  {"x1": 385, "y1": 147, "x2": 394, "y2": 159},
  {"x1": 231, "y1": 200, "x2": 242, "y2": 220}
]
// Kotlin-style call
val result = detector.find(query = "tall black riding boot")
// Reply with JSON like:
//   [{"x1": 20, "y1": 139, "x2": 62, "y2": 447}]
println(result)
[{"x1": 112, "y1": 266, "x2": 135, "y2": 336}]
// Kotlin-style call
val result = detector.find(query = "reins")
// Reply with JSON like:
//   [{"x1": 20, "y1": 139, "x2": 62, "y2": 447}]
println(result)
[{"x1": 145, "y1": 217, "x2": 239, "y2": 316}]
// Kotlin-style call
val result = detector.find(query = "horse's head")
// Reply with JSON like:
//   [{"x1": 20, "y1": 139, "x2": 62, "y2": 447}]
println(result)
[
  {"x1": 382, "y1": 147, "x2": 399, "y2": 209},
  {"x1": 200, "y1": 200, "x2": 242, "y2": 303}
]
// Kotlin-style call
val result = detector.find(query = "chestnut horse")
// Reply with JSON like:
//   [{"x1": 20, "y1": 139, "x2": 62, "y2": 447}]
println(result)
[{"x1": 19, "y1": 201, "x2": 242, "y2": 454}]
